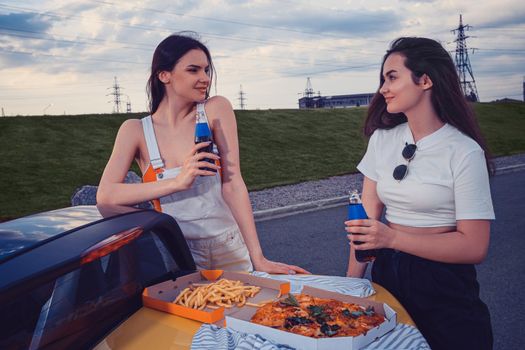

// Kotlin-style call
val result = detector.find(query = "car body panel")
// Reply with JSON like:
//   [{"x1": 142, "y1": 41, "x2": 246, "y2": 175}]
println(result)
[
  {"x1": 0, "y1": 206, "x2": 196, "y2": 350},
  {"x1": 0, "y1": 206, "x2": 103, "y2": 262},
  {"x1": 94, "y1": 307, "x2": 201, "y2": 350}
]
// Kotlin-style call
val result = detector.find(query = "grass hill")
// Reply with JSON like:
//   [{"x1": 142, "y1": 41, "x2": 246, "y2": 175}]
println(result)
[{"x1": 0, "y1": 102, "x2": 524, "y2": 220}]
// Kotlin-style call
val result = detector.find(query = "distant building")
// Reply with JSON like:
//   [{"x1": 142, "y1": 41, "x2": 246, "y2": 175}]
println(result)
[{"x1": 298, "y1": 93, "x2": 375, "y2": 109}]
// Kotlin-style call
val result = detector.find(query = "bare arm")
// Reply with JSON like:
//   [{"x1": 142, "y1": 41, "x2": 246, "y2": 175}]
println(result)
[
  {"x1": 388, "y1": 220, "x2": 490, "y2": 264},
  {"x1": 346, "y1": 176, "x2": 384, "y2": 277},
  {"x1": 207, "y1": 96, "x2": 309, "y2": 274},
  {"x1": 347, "y1": 218, "x2": 490, "y2": 264},
  {"x1": 345, "y1": 177, "x2": 490, "y2": 264},
  {"x1": 96, "y1": 119, "x2": 219, "y2": 216}
]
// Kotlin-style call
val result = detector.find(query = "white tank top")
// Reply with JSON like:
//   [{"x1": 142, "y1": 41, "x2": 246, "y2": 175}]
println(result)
[{"x1": 141, "y1": 102, "x2": 238, "y2": 239}]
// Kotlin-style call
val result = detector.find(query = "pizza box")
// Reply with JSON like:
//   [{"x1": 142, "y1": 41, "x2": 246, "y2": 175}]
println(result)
[
  {"x1": 142, "y1": 270, "x2": 290, "y2": 324},
  {"x1": 225, "y1": 285, "x2": 397, "y2": 350}
]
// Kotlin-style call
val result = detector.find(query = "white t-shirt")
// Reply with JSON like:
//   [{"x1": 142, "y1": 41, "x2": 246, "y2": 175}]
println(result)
[{"x1": 357, "y1": 122, "x2": 495, "y2": 227}]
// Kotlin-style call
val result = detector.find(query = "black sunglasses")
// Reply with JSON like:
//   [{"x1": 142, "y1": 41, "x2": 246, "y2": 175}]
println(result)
[{"x1": 393, "y1": 143, "x2": 417, "y2": 181}]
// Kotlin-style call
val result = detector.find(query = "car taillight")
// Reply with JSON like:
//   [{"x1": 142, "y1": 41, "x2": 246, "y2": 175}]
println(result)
[{"x1": 80, "y1": 226, "x2": 143, "y2": 265}]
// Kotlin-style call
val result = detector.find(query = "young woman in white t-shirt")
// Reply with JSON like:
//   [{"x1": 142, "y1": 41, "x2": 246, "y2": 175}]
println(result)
[{"x1": 345, "y1": 37, "x2": 494, "y2": 350}]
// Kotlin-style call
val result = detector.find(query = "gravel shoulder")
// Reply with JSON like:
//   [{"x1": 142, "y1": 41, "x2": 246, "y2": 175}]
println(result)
[{"x1": 250, "y1": 152, "x2": 525, "y2": 220}]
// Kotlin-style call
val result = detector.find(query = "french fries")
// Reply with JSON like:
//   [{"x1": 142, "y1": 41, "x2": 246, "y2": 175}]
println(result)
[{"x1": 172, "y1": 278, "x2": 261, "y2": 310}]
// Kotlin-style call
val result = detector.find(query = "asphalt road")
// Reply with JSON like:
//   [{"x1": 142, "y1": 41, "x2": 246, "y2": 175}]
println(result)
[{"x1": 256, "y1": 169, "x2": 525, "y2": 350}]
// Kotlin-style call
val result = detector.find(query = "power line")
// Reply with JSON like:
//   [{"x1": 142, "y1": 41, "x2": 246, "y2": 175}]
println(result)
[
  {"x1": 3, "y1": 3, "x2": 519, "y2": 76},
  {"x1": 0, "y1": 25, "x2": 387, "y2": 77},
  {"x1": 475, "y1": 48, "x2": 525, "y2": 53},
  {"x1": 91, "y1": 0, "x2": 354, "y2": 39},
  {"x1": 0, "y1": 5, "x2": 276, "y2": 48},
  {"x1": 0, "y1": 47, "x2": 146, "y2": 65},
  {"x1": 476, "y1": 25, "x2": 525, "y2": 32},
  {"x1": 1, "y1": 3, "x2": 522, "y2": 113},
  {"x1": 0, "y1": 25, "x2": 154, "y2": 51},
  {"x1": 2, "y1": 26, "x2": 520, "y2": 68},
  {"x1": 0, "y1": 45, "x2": 381, "y2": 82},
  {"x1": 0, "y1": 27, "x2": 378, "y2": 68},
  {"x1": 0, "y1": 81, "x2": 115, "y2": 91},
  {"x1": 0, "y1": 3, "x2": 375, "y2": 54},
  {"x1": 285, "y1": 62, "x2": 379, "y2": 77},
  {"x1": 90, "y1": 0, "x2": 396, "y2": 44}
]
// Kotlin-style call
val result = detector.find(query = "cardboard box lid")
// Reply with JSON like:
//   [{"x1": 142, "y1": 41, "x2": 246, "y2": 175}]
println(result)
[{"x1": 225, "y1": 285, "x2": 397, "y2": 350}]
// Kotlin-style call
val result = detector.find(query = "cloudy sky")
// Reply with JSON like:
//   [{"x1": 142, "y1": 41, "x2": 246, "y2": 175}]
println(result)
[{"x1": 0, "y1": 0, "x2": 524, "y2": 115}]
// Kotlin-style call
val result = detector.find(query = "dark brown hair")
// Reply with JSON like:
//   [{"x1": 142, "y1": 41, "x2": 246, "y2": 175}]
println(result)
[
  {"x1": 147, "y1": 32, "x2": 214, "y2": 114},
  {"x1": 364, "y1": 37, "x2": 493, "y2": 173}
]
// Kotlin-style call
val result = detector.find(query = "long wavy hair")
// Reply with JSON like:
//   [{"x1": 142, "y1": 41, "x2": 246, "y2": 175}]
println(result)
[
  {"x1": 364, "y1": 37, "x2": 493, "y2": 173},
  {"x1": 147, "y1": 32, "x2": 214, "y2": 114}
]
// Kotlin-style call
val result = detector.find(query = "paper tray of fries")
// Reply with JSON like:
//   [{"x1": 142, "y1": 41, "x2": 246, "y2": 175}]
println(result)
[{"x1": 142, "y1": 270, "x2": 290, "y2": 323}]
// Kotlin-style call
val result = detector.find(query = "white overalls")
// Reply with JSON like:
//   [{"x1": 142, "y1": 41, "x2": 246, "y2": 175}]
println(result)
[{"x1": 141, "y1": 102, "x2": 253, "y2": 271}]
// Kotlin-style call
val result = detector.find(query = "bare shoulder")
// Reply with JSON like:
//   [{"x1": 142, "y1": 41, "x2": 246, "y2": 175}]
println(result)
[
  {"x1": 205, "y1": 96, "x2": 234, "y2": 116},
  {"x1": 117, "y1": 118, "x2": 143, "y2": 138},
  {"x1": 204, "y1": 96, "x2": 235, "y2": 130},
  {"x1": 112, "y1": 118, "x2": 146, "y2": 153},
  {"x1": 206, "y1": 95, "x2": 233, "y2": 109},
  {"x1": 120, "y1": 118, "x2": 142, "y2": 131}
]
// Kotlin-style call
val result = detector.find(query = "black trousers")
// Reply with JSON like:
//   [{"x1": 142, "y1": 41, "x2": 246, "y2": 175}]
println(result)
[{"x1": 372, "y1": 249, "x2": 493, "y2": 350}]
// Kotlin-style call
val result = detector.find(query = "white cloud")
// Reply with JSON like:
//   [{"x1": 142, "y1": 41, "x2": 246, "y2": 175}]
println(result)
[{"x1": 0, "y1": 0, "x2": 523, "y2": 115}]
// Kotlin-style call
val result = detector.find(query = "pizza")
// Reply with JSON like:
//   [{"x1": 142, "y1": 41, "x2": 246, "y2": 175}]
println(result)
[{"x1": 250, "y1": 293, "x2": 385, "y2": 338}]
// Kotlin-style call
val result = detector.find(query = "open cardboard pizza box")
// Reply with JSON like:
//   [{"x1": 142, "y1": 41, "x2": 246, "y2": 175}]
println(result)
[
  {"x1": 142, "y1": 270, "x2": 290, "y2": 324},
  {"x1": 225, "y1": 285, "x2": 397, "y2": 350}
]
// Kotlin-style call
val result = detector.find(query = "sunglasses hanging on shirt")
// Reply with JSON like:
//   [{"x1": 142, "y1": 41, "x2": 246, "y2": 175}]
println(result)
[{"x1": 393, "y1": 142, "x2": 417, "y2": 181}]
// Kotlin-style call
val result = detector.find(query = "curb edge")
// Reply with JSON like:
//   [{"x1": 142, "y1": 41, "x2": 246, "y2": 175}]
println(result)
[{"x1": 253, "y1": 163, "x2": 525, "y2": 222}]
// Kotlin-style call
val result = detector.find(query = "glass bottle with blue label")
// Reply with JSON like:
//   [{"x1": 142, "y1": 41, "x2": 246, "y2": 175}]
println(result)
[
  {"x1": 194, "y1": 110, "x2": 216, "y2": 172},
  {"x1": 348, "y1": 190, "x2": 376, "y2": 262}
]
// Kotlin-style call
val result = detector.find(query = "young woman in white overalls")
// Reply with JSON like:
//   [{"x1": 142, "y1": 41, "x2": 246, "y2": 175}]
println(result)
[{"x1": 97, "y1": 33, "x2": 308, "y2": 275}]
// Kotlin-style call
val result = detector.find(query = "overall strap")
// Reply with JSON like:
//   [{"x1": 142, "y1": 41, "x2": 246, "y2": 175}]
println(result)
[{"x1": 141, "y1": 116, "x2": 164, "y2": 170}]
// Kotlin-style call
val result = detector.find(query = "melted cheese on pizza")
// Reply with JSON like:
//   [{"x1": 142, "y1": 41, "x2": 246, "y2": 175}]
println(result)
[{"x1": 250, "y1": 294, "x2": 385, "y2": 338}]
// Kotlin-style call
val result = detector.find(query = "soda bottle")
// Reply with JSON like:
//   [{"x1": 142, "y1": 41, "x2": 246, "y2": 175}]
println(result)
[
  {"x1": 348, "y1": 190, "x2": 376, "y2": 262},
  {"x1": 194, "y1": 110, "x2": 216, "y2": 173}
]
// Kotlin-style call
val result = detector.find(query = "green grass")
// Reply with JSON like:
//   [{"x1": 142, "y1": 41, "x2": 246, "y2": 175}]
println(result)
[
  {"x1": 474, "y1": 102, "x2": 525, "y2": 156},
  {"x1": 0, "y1": 102, "x2": 524, "y2": 220},
  {"x1": 236, "y1": 108, "x2": 366, "y2": 189}
]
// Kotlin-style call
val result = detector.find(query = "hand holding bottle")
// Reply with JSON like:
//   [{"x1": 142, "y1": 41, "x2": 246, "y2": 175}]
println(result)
[
  {"x1": 345, "y1": 218, "x2": 395, "y2": 253},
  {"x1": 346, "y1": 190, "x2": 377, "y2": 262},
  {"x1": 175, "y1": 142, "x2": 220, "y2": 190},
  {"x1": 195, "y1": 108, "x2": 217, "y2": 172}
]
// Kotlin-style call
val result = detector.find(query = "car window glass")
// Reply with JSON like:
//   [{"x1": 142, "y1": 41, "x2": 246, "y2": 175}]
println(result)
[{"x1": 0, "y1": 227, "x2": 194, "y2": 349}]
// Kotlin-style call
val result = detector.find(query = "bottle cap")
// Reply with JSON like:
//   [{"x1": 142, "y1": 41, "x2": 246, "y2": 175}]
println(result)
[{"x1": 348, "y1": 189, "x2": 361, "y2": 204}]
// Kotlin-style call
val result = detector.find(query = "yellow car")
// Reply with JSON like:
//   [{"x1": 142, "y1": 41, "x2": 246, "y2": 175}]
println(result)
[
  {"x1": 0, "y1": 206, "x2": 414, "y2": 350},
  {"x1": 0, "y1": 206, "x2": 195, "y2": 350}
]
